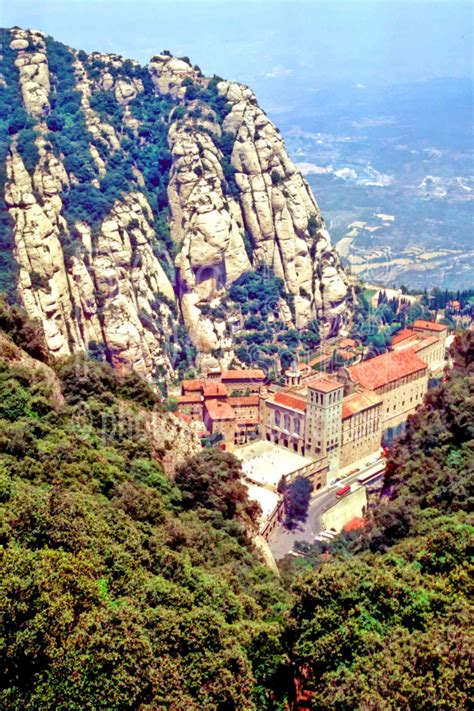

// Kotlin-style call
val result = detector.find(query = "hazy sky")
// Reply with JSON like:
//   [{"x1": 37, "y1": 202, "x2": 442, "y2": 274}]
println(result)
[{"x1": 2, "y1": 0, "x2": 473, "y2": 95}]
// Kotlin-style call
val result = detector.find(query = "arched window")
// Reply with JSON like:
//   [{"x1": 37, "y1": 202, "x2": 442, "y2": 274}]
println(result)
[
  {"x1": 284, "y1": 414, "x2": 290, "y2": 431},
  {"x1": 275, "y1": 411, "x2": 281, "y2": 427},
  {"x1": 294, "y1": 418, "x2": 300, "y2": 434}
]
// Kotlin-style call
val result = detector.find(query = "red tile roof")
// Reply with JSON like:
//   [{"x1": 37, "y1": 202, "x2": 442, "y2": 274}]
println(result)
[
  {"x1": 178, "y1": 393, "x2": 203, "y2": 404},
  {"x1": 307, "y1": 377, "x2": 343, "y2": 393},
  {"x1": 414, "y1": 335, "x2": 439, "y2": 351},
  {"x1": 413, "y1": 319, "x2": 447, "y2": 333},
  {"x1": 220, "y1": 368, "x2": 266, "y2": 381},
  {"x1": 202, "y1": 382, "x2": 228, "y2": 398},
  {"x1": 392, "y1": 331, "x2": 439, "y2": 354},
  {"x1": 392, "y1": 328, "x2": 415, "y2": 346},
  {"x1": 343, "y1": 516, "x2": 365, "y2": 532},
  {"x1": 204, "y1": 399, "x2": 236, "y2": 421},
  {"x1": 229, "y1": 395, "x2": 260, "y2": 406},
  {"x1": 175, "y1": 411, "x2": 191, "y2": 424},
  {"x1": 392, "y1": 335, "x2": 421, "y2": 351},
  {"x1": 182, "y1": 379, "x2": 204, "y2": 392},
  {"x1": 272, "y1": 392, "x2": 307, "y2": 412},
  {"x1": 339, "y1": 338, "x2": 356, "y2": 349},
  {"x1": 348, "y1": 350, "x2": 427, "y2": 391},
  {"x1": 342, "y1": 390, "x2": 383, "y2": 420}
]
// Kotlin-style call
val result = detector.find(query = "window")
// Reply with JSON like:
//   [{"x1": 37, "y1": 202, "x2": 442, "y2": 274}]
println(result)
[
  {"x1": 284, "y1": 414, "x2": 290, "y2": 431},
  {"x1": 275, "y1": 411, "x2": 281, "y2": 427}
]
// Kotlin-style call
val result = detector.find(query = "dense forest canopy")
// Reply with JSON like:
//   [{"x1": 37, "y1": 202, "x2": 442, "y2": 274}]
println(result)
[{"x1": 0, "y1": 311, "x2": 472, "y2": 708}]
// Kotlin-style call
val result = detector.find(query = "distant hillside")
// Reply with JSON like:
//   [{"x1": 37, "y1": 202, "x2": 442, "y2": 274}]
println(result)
[{"x1": 275, "y1": 78, "x2": 474, "y2": 290}]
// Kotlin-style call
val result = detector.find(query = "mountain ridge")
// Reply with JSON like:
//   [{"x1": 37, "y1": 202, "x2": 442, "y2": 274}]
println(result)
[{"x1": 0, "y1": 27, "x2": 353, "y2": 381}]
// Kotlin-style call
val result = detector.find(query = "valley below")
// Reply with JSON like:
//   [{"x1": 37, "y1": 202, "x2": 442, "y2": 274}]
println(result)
[{"x1": 267, "y1": 79, "x2": 474, "y2": 290}]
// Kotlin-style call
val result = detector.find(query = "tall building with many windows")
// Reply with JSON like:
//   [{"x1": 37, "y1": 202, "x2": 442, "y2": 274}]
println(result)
[
  {"x1": 304, "y1": 379, "x2": 344, "y2": 471},
  {"x1": 344, "y1": 349, "x2": 428, "y2": 440}
]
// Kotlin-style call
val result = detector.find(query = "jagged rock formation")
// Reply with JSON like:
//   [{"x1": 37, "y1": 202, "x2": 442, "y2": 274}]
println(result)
[
  {"x1": 9, "y1": 29, "x2": 50, "y2": 117},
  {"x1": 221, "y1": 81, "x2": 349, "y2": 327},
  {"x1": 0, "y1": 27, "x2": 353, "y2": 380},
  {"x1": 5, "y1": 143, "x2": 176, "y2": 377}
]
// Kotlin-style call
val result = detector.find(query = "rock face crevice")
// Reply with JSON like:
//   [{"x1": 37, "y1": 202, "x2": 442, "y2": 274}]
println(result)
[
  {"x1": 168, "y1": 110, "x2": 251, "y2": 366},
  {"x1": 1, "y1": 27, "x2": 353, "y2": 380}
]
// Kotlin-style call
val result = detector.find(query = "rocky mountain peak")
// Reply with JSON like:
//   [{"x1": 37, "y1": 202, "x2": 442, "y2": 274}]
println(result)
[{"x1": 0, "y1": 27, "x2": 353, "y2": 382}]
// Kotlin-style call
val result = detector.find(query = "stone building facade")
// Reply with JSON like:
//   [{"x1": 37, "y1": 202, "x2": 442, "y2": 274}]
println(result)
[
  {"x1": 261, "y1": 347, "x2": 431, "y2": 478},
  {"x1": 178, "y1": 323, "x2": 443, "y2": 467},
  {"x1": 340, "y1": 390, "x2": 383, "y2": 469},
  {"x1": 207, "y1": 369, "x2": 266, "y2": 394},
  {"x1": 305, "y1": 379, "x2": 344, "y2": 470},
  {"x1": 261, "y1": 376, "x2": 375, "y2": 485},
  {"x1": 344, "y1": 349, "x2": 429, "y2": 439},
  {"x1": 203, "y1": 399, "x2": 236, "y2": 445},
  {"x1": 179, "y1": 370, "x2": 264, "y2": 450}
]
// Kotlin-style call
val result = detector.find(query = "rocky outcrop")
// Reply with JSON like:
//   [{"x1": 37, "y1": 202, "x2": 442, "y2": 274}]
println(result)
[
  {"x1": 10, "y1": 28, "x2": 50, "y2": 118},
  {"x1": 5, "y1": 141, "x2": 178, "y2": 378},
  {"x1": 169, "y1": 112, "x2": 251, "y2": 365},
  {"x1": 72, "y1": 56, "x2": 123, "y2": 153},
  {"x1": 5, "y1": 139, "x2": 74, "y2": 358},
  {"x1": 146, "y1": 410, "x2": 201, "y2": 477},
  {"x1": 150, "y1": 58, "x2": 351, "y2": 348},
  {"x1": 1, "y1": 27, "x2": 353, "y2": 381},
  {"x1": 149, "y1": 54, "x2": 200, "y2": 99},
  {"x1": 219, "y1": 80, "x2": 351, "y2": 331}
]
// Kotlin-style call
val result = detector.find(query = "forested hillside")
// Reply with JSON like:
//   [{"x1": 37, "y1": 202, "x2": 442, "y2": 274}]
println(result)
[
  {"x1": 0, "y1": 302, "x2": 288, "y2": 709},
  {"x1": 0, "y1": 303, "x2": 472, "y2": 708}
]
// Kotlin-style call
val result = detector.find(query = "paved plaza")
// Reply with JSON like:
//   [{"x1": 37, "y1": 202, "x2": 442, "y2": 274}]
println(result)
[{"x1": 234, "y1": 440, "x2": 313, "y2": 489}]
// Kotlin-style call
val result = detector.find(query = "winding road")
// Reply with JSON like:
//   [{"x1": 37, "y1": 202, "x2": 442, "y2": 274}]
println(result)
[{"x1": 267, "y1": 462, "x2": 384, "y2": 560}]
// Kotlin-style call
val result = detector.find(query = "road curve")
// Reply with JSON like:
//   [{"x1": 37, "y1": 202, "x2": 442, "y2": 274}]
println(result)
[{"x1": 267, "y1": 464, "x2": 383, "y2": 560}]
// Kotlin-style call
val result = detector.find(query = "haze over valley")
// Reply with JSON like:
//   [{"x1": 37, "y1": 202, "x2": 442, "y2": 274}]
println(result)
[{"x1": 271, "y1": 79, "x2": 474, "y2": 289}]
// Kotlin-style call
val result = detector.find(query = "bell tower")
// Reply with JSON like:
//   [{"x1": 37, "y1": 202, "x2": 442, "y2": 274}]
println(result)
[{"x1": 305, "y1": 378, "x2": 344, "y2": 472}]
